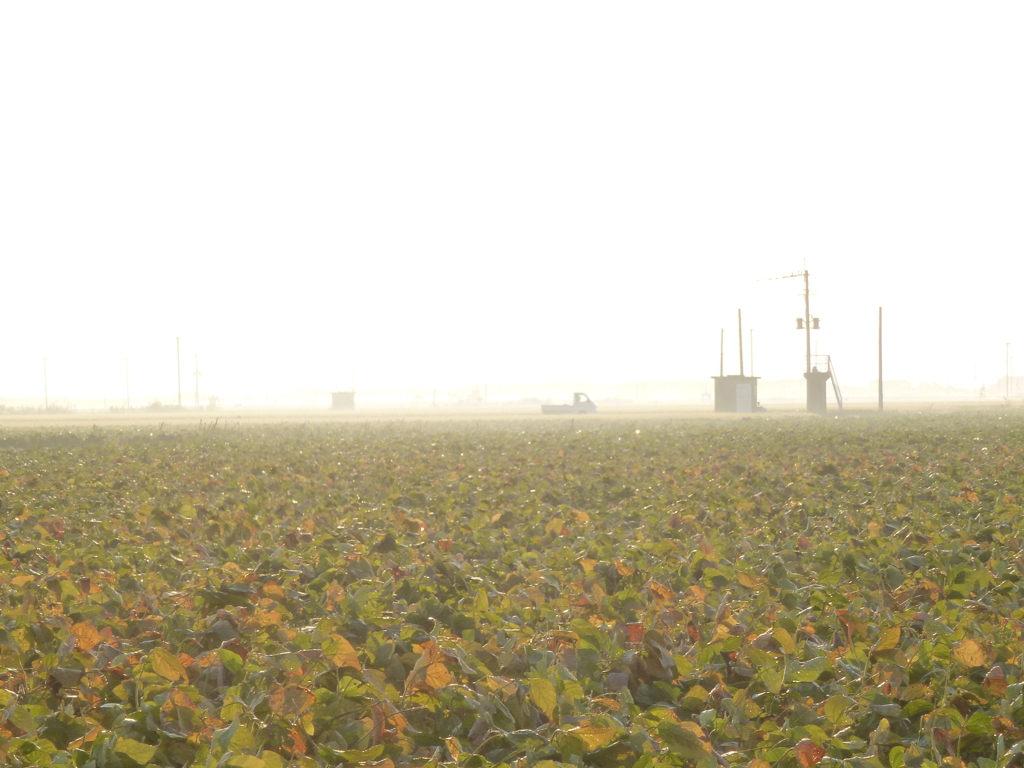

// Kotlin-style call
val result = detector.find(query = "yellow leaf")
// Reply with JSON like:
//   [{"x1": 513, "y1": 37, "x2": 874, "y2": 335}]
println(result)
[
  {"x1": 325, "y1": 634, "x2": 362, "y2": 670},
  {"x1": 545, "y1": 517, "x2": 565, "y2": 535},
  {"x1": 579, "y1": 558, "x2": 597, "y2": 573},
  {"x1": 424, "y1": 661, "x2": 452, "y2": 690},
  {"x1": 953, "y1": 638, "x2": 988, "y2": 668},
  {"x1": 874, "y1": 626, "x2": 901, "y2": 652},
  {"x1": 570, "y1": 725, "x2": 618, "y2": 751},
  {"x1": 736, "y1": 572, "x2": 763, "y2": 589},
  {"x1": 571, "y1": 509, "x2": 590, "y2": 523},
  {"x1": 749, "y1": 760, "x2": 772, "y2": 768},
  {"x1": 445, "y1": 736, "x2": 463, "y2": 760},
  {"x1": 12, "y1": 574, "x2": 34, "y2": 587},
  {"x1": 530, "y1": 678, "x2": 558, "y2": 719},
  {"x1": 71, "y1": 622, "x2": 103, "y2": 652},
  {"x1": 151, "y1": 647, "x2": 188, "y2": 683},
  {"x1": 773, "y1": 626, "x2": 796, "y2": 655}
]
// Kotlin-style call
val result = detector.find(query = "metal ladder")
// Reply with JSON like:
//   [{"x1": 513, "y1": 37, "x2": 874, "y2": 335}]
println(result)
[{"x1": 827, "y1": 356, "x2": 844, "y2": 412}]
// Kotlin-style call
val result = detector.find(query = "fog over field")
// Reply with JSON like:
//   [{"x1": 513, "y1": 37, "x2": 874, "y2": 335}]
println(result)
[{"x1": 2, "y1": 4, "x2": 1022, "y2": 407}]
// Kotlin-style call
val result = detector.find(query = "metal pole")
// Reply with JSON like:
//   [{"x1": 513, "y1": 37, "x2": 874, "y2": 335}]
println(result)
[
  {"x1": 737, "y1": 309, "x2": 744, "y2": 377},
  {"x1": 804, "y1": 270, "x2": 811, "y2": 374},
  {"x1": 176, "y1": 337, "x2": 181, "y2": 408},
  {"x1": 878, "y1": 307, "x2": 883, "y2": 412},
  {"x1": 43, "y1": 357, "x2": 49, "y2": 410}
]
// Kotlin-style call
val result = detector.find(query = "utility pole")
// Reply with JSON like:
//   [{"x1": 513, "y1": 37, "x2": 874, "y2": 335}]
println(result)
[
  {"x1": 878, "y1": 307, "x2": 883, "y2": 412},
  {"x1": 803, "y1": 270, "x2": 810, "y2": 374},
  {"x1": 42, "y1": 357, "x2": 49, "y2": 410},
  {"x1": 194, "y1": 354, "x2": 201, "y2": 408},
  {"x1": 719, "y1": 328, "x2": 724, "y2": 377},
  {"x1": 737, "y1": 309, "x2": 744, "y2": 377},
  {"x1": 762, "y1": 268, "x2": 825, "y2": 413},
  {"x1": 763, "y1": 269, "x2": 814, "y2": 374},
  {"x1": 750, "y1": 328, "x2": 754, "y2": 377},
  {"x1": 176, "y1": 337, "x2": 182, "y2": 408}
]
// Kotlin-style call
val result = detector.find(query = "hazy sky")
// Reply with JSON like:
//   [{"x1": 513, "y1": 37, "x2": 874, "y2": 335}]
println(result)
[{"x1": 2, "y1": 3, "x2": 1022, "y2": 403}]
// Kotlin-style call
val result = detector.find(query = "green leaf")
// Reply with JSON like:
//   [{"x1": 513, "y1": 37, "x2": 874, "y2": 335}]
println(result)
[
  {"x1": 226, "y1": 757, "x2": 266, "y2": 768},
  {"x1": 823, "y1": 694, "x2": 855, "y2": 723},
  {"x1": 966, "y1": 712, "x2": 994, "y2": 735},
  {"x1": 114, "y1": 738, "x2": 158, "y2": 765},
  {"x1": 761, "y1": 666, "x2": 784, "y2": 694},
  {"x1": 789, "y1": 657, "x2": 828, "y2": 682}
]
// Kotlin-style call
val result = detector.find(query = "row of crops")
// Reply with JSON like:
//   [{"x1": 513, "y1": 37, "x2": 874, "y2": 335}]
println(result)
[{"x1": 0, "y1": 413, "x2": 1023, "y2": 768}]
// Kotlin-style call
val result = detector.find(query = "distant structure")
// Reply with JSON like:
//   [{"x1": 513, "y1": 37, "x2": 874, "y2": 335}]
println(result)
[
  {"x1": 765, "y1": 269, "x2": 842, "y2": 415},
  {"x1": 712, "y1": 310, "x2": 759, "y2": 413},
  {"x1": 331, "y1": 391, "x2": 355, "y2": 410}
]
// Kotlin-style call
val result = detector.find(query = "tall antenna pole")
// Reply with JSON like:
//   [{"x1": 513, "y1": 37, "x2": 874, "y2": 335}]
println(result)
[
  {"x1": 176, "y1": 337, "x2": 182, "y2": 408},
  {"x1": 719, "y1": 329, "x2": 724, "y2": 377},
  {"x1": 804, "y1": 270, "x2": 811, "y2": 374},
  {"x1": 42, "y1": 357, "x2": 49, "y2": 410},
  {"x1": 194, "y1": 354, "x2": 200, "y2": 408},
  {"x1": 737, "y1": 309, "x2": 744, "y2": 377},
  {"x1": 876, "y1": 309, "x2": 884, "y2": 411}
]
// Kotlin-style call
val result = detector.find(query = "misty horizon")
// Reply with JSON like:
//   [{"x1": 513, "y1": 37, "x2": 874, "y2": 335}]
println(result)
[{"x1": 2, "y1": 4, "x2": 1021, "y2": 405}]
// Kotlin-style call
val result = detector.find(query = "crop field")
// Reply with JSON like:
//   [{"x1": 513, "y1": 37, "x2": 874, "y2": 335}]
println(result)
[{"x1": 0, "y1": 413, "x2": 1023, "y2": 768}]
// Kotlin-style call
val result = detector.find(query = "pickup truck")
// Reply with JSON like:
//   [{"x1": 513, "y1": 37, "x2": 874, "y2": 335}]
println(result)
[{"x1": 541, "y1": 392, "x2": 597, "y2": 414}]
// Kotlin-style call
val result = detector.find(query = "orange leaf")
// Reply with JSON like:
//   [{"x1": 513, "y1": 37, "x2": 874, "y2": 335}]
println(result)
[
  {"x1": 794, "y1": 738, "x2": 826, "y2": 767},
  {"x1": 438, "y1": 539, "x2": 453, "y2": 551},
  {"x1": 984, "y1": 665, "x2": 1007, "y2": 695},
  {"x1": 682, "y1": 585, "x2": 706, "y2": 604},
  {"x1": 626, "y1": 623, "x2": 645, "y2": 643},
  {"x1": 268, "y1": 685, "x2": 316, "y2": 718},
  {"x1": 648, "y1": 581, "x2": 676, "y2": 601},
  {"x1": 614, "y1": 559, "x2": 636, "y2": 576},
  {"x1": 164, "y1": 688, "x2": 198, "y2": 711},
  {"x1": 288, "y1": 726, "x2": 307, "y2": 755},
  {"x1": 71, "y1": 622, "x2": 103, "y2": 652},
  {"x1": 797, "y1": 535, "x2": 812, "y2": 550}
]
